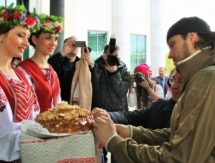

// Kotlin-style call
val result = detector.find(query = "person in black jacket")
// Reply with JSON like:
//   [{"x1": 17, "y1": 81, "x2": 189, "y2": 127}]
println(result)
[
  {"x1": 91, "y1": 44, "x2": 130, "y2": 112},
  {"x1": 48, "y1": 36, "x2": 80, "y2": 102},
  {"x1": 91, "y1": 44, "x2": 130, "y2": 163},
  {"x1": 92, "y1": 69, "x2": 183, "y2": 129}
]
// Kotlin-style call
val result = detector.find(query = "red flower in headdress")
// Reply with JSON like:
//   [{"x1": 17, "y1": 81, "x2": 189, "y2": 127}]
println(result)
[
  {"x1": 46, "y1": 19, "x2": 51, "y2": 23},
  {"x1": 25, "y1": 16, "x2": 36, "y2": 26},
  {"x1": 2, "y1": 12, "x2": 9, "y2": 20},
  {"x1": 55, "y1": 26, "x2": 61, "y2": 32},
  {"x1": 13, "y1": 11, "x2": 21, "y2": 19}
]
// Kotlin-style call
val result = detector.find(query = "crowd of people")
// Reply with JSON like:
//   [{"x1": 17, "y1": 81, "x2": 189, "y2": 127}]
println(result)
[{"x1": 1, "y1": 3, "x2": 215, "y2": 163}]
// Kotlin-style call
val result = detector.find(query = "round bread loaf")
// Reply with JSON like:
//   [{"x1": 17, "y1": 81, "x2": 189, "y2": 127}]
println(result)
[{"x1": 35, "y1": 102, "x2": 94, "y2": 133}]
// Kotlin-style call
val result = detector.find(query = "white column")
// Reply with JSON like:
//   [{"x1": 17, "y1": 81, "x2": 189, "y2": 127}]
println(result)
[
  {"x1": 150, "y1": 0, "x2": 166, "y2": 76},
  {"x1": 112, "y1": 0, "x2": 130, "y2": 71},
  {"x1": 28, "y1": 0, "x2": 43, "y2": 57}
]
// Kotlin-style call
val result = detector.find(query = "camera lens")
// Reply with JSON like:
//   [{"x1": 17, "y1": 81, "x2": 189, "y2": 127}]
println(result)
[
  {"x1": 135, "y1": 73, "x2": 145, "y2": 84},
  {"x1": 107, "y1": 55, "x2": 119, "y2": 66}
]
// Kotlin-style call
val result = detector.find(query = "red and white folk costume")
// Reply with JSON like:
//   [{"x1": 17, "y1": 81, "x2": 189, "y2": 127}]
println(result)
[
  {"x1": 0, "y1": 68, "x2": 40, "y2": 161},
  {"x1": 18, "y1": 58, "x2": 61, "y2": 112},
  {"x1": 0, "y1": 3, "x2": 40, "y2": 161}
]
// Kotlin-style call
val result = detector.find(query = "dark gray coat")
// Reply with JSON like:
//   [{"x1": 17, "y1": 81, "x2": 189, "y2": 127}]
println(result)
[{"x1": 91, "y1": 56, "x2": 130, "y2": 111}]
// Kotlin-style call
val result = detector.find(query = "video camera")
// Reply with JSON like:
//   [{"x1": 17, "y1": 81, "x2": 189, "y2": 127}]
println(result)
[{"x1": 104, "y1": 35, "x2": 120, "y2": 66}]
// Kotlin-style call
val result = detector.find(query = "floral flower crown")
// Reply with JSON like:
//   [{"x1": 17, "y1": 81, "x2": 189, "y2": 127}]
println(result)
[
  {"x1": 36, "y1": 13, "x2": 64, "y2": 34},
  {"x1": 0, "y1": 3, "x2": 39, "y2": 33}
]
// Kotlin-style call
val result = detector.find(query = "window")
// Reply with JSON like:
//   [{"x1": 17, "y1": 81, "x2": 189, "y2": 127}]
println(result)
[
  {"x1": 130, "y1": 34, "x2": 146, "y2": 72},
  {"x1": 88, "y1": 31, "x2": 107, "y2": 61},
  {"x1": 0, "y1": 0, "x2": 17, "y2": 6}
]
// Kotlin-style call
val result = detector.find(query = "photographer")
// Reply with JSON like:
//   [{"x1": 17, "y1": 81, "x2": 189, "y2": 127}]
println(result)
[
  {"x1": 91, "y1": 44, "x2": 130, "y2": 163},
  {"x1": 48, "y1": 36, "x2": 80, "y2": 103},
  {"x1": 128, "y1": 63, "x2": 164, "y2": 109},
  {"x1": 91, "y1": 44, "x2": 130, "y2": 112}
]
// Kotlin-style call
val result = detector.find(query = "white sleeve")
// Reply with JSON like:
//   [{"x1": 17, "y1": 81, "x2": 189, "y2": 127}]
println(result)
[
  {"x1": 0, "y1": 88, "x2": 22, "y2": 161},
  {"x1": 154, "y1": 84, "x2": 164, "y2": 98},
  {"x1": 0, "y1": 87, "x2": 38, "y2": 161},
  {"x1": 165, "y1": 90, "x2": 172, "y2": 99},
  {"x1": 128, "y1": 92, "x2": 137, "y2": 107},
  {"x1": 0, "y1": 130, "x2": 21, "y2": 161}
]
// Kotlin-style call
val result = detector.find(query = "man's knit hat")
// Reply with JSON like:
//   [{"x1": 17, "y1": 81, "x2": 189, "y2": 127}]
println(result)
[
  {"x1": 166, "y1": 16, "x2": 215, "y2": 41},
  {"x1": 134, "y1": 63, "x2": 149, "y2": 77}
]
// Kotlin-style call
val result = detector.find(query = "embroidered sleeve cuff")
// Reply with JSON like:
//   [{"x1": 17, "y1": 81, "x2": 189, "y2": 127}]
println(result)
[{"x1": 105, "y1": 134, "x2": 118, "y2": 150}]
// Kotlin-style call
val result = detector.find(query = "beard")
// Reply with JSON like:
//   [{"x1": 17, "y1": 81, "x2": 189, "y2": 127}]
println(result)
[{"x1": 182, "y1": 42, "x2": 191, "y2": 59}]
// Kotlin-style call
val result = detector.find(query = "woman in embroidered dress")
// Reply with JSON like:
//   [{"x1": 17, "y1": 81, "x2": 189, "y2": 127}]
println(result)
[
  {"x1": 18, "y1": 14, "x2": 64, "y2": 113},
  {"x1": 0, "y1": 4, "x2": 40, "y2": 162}
]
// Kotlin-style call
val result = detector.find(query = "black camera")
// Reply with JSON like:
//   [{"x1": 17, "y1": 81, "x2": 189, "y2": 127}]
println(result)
[
  {"x1": 107, "y1": 55, "x2": 119, "y2": 66},
  {"x1": 135, "y1": 73, "x2": 146, "y2": 84},
  {"x1": 105, "y1": 37, "x2": 120, "y2": 66}
]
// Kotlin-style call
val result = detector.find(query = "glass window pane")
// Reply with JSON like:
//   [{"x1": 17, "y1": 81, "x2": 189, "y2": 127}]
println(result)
[
  {"x1": 137, "y1": 35, "x2": 144, "y2": 53},
  {"x1": 130, "y1": 53, "x2": 137, "y2": 72},
  {"x1": 130, "y1": 35, "x2": 137, "y2": 53},
  {"x1": 98, "y1": 33, "x2": 106, "y2": 51},
  {"x1": 6, "y1": 0, "x2": 17, "y2": 6},
  {"x1": 130, "y1": 34, "x2": 147, "y2": 70},
  {"x1": 0, "y1": 1, "x2": 17, "y2": 8},
  {"x1": 88, "y1": 31, "x2": 107, "y2": 61},
  {"x1": 88, "y1": 32, "x2": 97, "y2": 52},
  {"x1": 0, "y1": 1, "x2": 5, "y2": 6}
]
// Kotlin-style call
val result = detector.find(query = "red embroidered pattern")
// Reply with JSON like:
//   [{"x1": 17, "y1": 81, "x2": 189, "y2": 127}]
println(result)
[
  {"x1": 0, "y1": 87, "x2": 7, "y2": 112},
  {"x1": 8, "y1": 77, "x2": 34, "y2": 122},
  {"x1": 30, "y1": 86, "x2": 40, "y2": 112}
]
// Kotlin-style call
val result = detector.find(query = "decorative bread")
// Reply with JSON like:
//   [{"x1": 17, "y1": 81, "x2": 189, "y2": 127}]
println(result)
[{"x1": 35, "y1": 102, "x2": 94, "y2": 133}]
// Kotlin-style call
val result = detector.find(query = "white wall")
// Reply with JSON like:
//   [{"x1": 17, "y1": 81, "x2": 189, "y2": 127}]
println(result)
[
  {"x1": 63, "y1": 0, "x2": 151, "y2": 71},
  {"x1": 29, "y1": 0, "x2": 152, "y2": 71},
  {"x1": 150, "y1": 0, "x2": 166, "y2": 76},
  {"x1": 28, "y1": 0, "x2": 215, "y2": 73},
  {"x1": 127, "y1": 0, "x2": 151, "y2": 71},
  {"x1": 64, "y1": 0, "x2": 112, "y2": 57}
]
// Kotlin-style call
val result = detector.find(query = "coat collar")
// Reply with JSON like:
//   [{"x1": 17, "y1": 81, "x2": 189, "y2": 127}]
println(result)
[{"x1": 177, "y1": 47, "x2": 215, "y2": 87}]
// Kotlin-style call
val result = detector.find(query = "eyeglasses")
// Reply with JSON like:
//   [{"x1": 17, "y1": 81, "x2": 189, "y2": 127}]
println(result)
[{"x1": 168, "y1": 78, "x2": 183, "y2": 85}]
